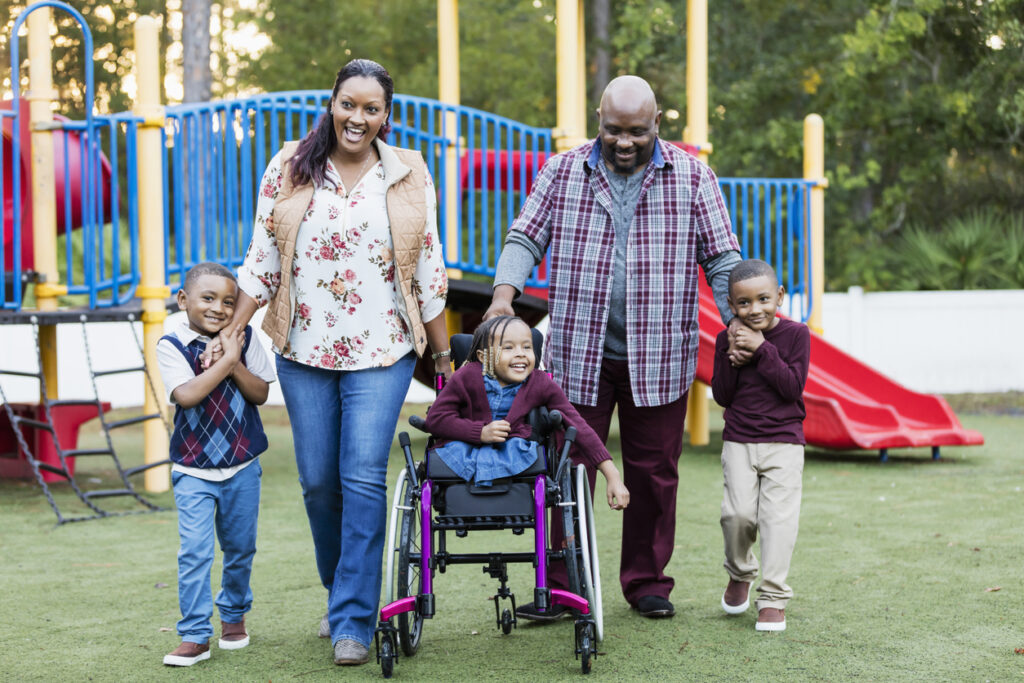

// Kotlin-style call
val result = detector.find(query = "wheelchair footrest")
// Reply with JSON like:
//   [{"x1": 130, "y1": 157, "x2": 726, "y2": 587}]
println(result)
[
  {"x1": 551, "y1": 588, "x2": 590, "y2": 615},
  {"x1": 379, "y1": 596, "x2": 417, "y2": 622}
]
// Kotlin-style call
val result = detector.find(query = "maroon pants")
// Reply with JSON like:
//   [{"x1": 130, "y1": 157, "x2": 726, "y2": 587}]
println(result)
[{"x1": 548, "y1": 357, "x2": 687, "y2": 605}]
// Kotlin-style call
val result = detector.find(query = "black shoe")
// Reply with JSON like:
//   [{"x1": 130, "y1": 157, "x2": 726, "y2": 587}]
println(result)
[
  {"x1": 515, "y1": 601, "x2": 571, "y2": 622},
  {"x1": 634, "y1": 595, "x2": 675, "y2": 618}
]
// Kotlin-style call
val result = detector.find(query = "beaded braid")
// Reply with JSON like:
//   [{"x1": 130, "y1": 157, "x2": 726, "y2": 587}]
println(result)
[{"x1": 464, "y1": 315, "x2": 522, "y2": 379}]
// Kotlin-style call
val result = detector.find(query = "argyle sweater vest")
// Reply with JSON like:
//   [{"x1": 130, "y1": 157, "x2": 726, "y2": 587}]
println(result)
[{"x1": 161, "y1": 327, "x2": 268, "y2": 469}]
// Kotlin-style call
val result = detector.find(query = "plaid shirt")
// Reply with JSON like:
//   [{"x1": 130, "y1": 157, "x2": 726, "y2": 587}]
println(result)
[{"x1": 511, "y1": 138, "x2": 738, "y2": 407}]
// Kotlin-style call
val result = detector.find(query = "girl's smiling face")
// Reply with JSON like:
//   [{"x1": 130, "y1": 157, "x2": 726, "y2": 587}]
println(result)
[{"x1": 480, "y1": 319, "x2": 535, "y2": 386}]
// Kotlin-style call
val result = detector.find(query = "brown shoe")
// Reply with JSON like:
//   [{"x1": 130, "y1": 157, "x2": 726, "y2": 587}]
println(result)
[
  {"x1": 756, "y1": 607, "x2": 786, "y2": 632},
  {"x1": 163, "y1": 640, "x2": 211, "y2": 666},
  {"x1": 219, "y1": 618, "x2": 250, "y2": 650},
  {"x1": 721, "y1": 579, "x2": 751, "y2": 615}
]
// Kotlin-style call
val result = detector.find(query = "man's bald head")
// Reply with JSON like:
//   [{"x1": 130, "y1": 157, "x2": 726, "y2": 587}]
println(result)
[
  {"x1": 596, "y1": 76, "x2": 662, "y2": 175},
  {"x1": 599, "y1": 76, "x2": 659, "y2": 116}
]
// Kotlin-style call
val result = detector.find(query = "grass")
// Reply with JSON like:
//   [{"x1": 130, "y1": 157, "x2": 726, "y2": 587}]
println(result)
[{"x1": 1, "y1": 401, "x2": 1022, "y2": 681}]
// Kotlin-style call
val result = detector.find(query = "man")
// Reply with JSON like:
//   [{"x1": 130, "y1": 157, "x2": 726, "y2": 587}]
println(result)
[{"x1": 484, "y1": 75, "x2": 742, "y2": 618}]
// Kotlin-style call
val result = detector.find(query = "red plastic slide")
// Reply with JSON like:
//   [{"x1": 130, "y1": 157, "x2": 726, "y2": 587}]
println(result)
[{"x1": 694, "y1": 279, "x2": 984, "y2": 452}]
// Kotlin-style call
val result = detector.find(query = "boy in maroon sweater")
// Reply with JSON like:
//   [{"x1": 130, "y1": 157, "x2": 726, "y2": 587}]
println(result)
[{"x1": 711, "y1": 259, "x2": 810, "y2": 632}]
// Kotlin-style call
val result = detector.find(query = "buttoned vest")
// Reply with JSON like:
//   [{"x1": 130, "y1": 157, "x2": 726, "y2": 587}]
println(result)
[{"x1": 261, "y1": 139, "x2": 430, "y2": 357}]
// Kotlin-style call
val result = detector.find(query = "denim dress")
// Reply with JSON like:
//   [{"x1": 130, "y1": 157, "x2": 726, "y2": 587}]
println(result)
[{"x1": 434, "y1": 375, "x2": 539, "y2": 486}]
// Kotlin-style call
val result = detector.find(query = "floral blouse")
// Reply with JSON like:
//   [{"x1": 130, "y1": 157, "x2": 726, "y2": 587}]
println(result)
[{"x1": 238, "y1": 146, "x2": 448, "y2": 370}]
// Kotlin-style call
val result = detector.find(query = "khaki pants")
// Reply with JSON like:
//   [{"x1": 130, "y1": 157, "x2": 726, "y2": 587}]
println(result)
[{"x1": 720, "y1": 441, "x2": 804, "y2": 610}]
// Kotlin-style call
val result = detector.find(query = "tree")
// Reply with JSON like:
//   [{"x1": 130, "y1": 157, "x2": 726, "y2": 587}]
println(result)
[
  {"x1": 0, "y1": 0, "x2": 169, "y2": 117},
  {"x1": 182, "y1": 0, "x2": 212, "y2": 103}
]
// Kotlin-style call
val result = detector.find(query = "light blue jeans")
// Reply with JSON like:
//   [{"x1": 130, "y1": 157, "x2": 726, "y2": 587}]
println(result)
[
  {"x1": 276, "y1": 353, "x2": 415, "y2": 648},
  {"x1": 172, "y1": 461, "x2": 262, "y2": 644}
]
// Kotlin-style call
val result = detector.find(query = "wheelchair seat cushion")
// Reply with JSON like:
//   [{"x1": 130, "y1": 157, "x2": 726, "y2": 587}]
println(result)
[{"x1": 426, "y1": 446, "x2": 546, "y2": 480}]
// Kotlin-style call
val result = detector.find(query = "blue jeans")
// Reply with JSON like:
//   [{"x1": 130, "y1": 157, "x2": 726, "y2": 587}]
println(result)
[
  {"x1": 276, "y1": 353, "x2": 415, "y2": 648},
  {"x1": 172, "y1": 461, "x2": 262, "y2": 644}
]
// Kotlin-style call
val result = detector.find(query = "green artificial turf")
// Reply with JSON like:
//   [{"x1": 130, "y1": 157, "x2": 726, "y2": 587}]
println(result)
[{"x1": 0, "y1": 402, "x2": 1021, "y2": 681}]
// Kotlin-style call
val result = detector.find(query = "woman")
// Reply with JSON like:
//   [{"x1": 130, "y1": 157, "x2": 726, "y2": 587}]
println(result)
[{"x1": 225, "y1": 59, "x2": 451, "y2": 666}]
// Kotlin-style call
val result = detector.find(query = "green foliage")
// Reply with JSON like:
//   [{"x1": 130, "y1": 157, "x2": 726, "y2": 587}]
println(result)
[
  {"x1": 236, "y1": 0, "x2": 556, "y2": 125},
  {"x1": 883, "y1": 209, "x2": 1024, "y2": 290},
  {"x1": 703, "y1": 0, "x2": 1024, "y2": 291},
  {"x1": 0, "y1": 0, "x2": 168, "y2": 117}
]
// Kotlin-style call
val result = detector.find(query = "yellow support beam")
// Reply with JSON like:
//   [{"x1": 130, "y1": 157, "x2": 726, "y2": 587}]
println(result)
[
  {"x1": 555, "y1": 0, "x2": 587, "y2": 152},
  {"x1": 804, "y1": 114, "x2": 826, "y2": 335},
  {"x1": 684, "y1": 0, "x2": 711, "y2": 446},
  {"x1": 28, "y1": 8, "x2": 59, "y2": 400},
  {"x1": 437, "y1": 0, "x2": 463, "y2": 283},
  {"x1": 134, "y1": 16, "x2": 170, "y2": 493}
]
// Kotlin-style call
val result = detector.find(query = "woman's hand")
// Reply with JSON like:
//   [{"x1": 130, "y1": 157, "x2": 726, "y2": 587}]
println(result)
[
  {"x1": 433, "y1": 357, "x2": 454, "y2": 381},
  {"x1": 480, "y1": 420, "x2": 511, "y2": 444}
]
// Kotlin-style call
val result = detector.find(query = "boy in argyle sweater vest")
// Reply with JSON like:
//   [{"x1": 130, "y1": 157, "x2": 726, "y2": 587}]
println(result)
[{"x1": 156, "y1": 263, "x2": 275, "y2": 667}]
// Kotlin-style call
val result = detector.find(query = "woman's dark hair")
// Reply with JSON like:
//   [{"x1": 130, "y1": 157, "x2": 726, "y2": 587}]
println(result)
[
  {"x1": 288, "y1": 59, "x2": 394, "y2": 189},
  {"x1": 464, "y1": 315, "x2": 525, "y2": 369}
]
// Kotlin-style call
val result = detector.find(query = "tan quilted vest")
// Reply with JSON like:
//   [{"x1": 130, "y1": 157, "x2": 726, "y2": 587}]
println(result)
[{"x1": 261, "y1": 139, "x2": 430, "y2": 357}]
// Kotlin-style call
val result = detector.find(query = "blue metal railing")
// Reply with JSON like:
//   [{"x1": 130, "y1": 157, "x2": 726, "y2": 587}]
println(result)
[
  {"x1": 719, "y1": 177, "x2": 814, "y2": 321},
  {"x1": 2, "y1": 1, "x2": 139, "y2": 311},
  {"x1": 1, "y1": 79, "x2": 812, "y2": 321},
  {"x1": 160, "y1": 91, "x2": 554, "y2": 292}
]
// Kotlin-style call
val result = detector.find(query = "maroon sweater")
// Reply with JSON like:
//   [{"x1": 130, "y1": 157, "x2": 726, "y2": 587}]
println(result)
[
  {"x1": 711, "y1": 318, "x2": 810, "y2": 445},
  {"x1": 423, "y1": 364, "x2": 611, "y2": 468}
]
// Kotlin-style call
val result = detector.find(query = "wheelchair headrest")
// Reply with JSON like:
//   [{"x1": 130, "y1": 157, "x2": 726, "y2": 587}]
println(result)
[{"x1": 450, "y1": 327, "x2": 544, "y2": 368}]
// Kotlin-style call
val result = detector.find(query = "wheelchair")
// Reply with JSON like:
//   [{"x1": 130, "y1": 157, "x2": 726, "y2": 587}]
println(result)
[{"x1": 373, "y1": 331, "x2": 603, "y2": 677}]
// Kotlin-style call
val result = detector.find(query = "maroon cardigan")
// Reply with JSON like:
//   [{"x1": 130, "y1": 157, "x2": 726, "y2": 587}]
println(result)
[{"x1": 423, "y1": 364, "x2": 611, "y2": 468}]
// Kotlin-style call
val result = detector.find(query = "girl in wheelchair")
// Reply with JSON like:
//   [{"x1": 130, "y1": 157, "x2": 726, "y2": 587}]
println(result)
[{"x1": 423, "y1": 315, "x2": 629, "y2": 510}]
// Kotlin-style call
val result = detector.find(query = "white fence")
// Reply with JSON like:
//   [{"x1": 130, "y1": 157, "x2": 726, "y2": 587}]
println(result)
[{"x1": 0, "y1": 288, "x2": 1018, "y2": 407}]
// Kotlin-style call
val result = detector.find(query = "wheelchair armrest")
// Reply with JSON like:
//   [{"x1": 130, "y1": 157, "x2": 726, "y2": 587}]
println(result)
[{"x1": 408, "y1": 415, "x2": 428, "y2": 432}]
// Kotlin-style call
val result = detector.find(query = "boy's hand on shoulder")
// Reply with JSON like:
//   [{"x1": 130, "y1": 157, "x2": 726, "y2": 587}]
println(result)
[
  {"x1": 727, "y1": 318, "x2": 754, "y2": 367},
  {"x1": 733, "y1": 325, "x2": 764, "y2": 354},
  {"x1": 480, "y1": 420, "x2": 510, "y2": 444}
]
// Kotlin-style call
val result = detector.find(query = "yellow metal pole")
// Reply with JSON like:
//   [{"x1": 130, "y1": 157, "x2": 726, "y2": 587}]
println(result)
[
  {"x1": 134, "y1": 16, "x2": 170, "y2": 493},
  {"x1": 28, "y1": 8, "x2": 64, "y2": 400},
  {"x1": 438, "y1": 0, "x2": 462, "y2": 335},
  {"x1": 576, "y1": 0, "x2": 587, "y2": 140},
  {"x1": 555, "y1": 0, "x2": 585, "y2": 153},
  {"x1": 804, "y1": 114, "x2": 827, "y2": 335},
  {"x1": 684, "y1": 0, "x2": 711, "y2": 446}
]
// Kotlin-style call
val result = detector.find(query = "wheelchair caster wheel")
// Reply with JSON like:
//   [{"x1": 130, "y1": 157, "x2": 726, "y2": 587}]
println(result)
[
  {"x1": 501, "y1": 608, "x2": 514, "y2": 635},
  {"x1": 379, "y1": 633, "x2": 395, "y2": 678}
]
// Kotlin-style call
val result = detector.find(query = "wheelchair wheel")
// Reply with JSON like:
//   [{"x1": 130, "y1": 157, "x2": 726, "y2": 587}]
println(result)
[
  {"x1": 578, "y1": 620, "x2": 595, "y2": 675},
  {"x1": 396, "y1": 475, "x2": 424, "y2": 656},
  {"x1": 575, "y1": 464, "x2": 604, "y2": 642},
  {"x1": 384, "y1": 468, "x2": 409, "y2": 604},
  {"x1": 379, "y1": 631, "x2": 396, "y2": 678},
  {"x1": 559, "y1": 463, "x2": 583, "y2": 602}
]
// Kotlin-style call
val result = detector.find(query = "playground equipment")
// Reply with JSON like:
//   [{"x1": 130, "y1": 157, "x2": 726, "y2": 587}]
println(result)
[
  {"x1": 0, "y1": 2, "x2": 171, "y2": 522},
  {"x1": 1, "y1": 99, "x2": 114, "y2": 278},
  {"x1": 0, "y1": 315, "x2": 170, "y2": 522},
  {"x1": 0, "y1": 0, "x2": 983, "y2": 524}
]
